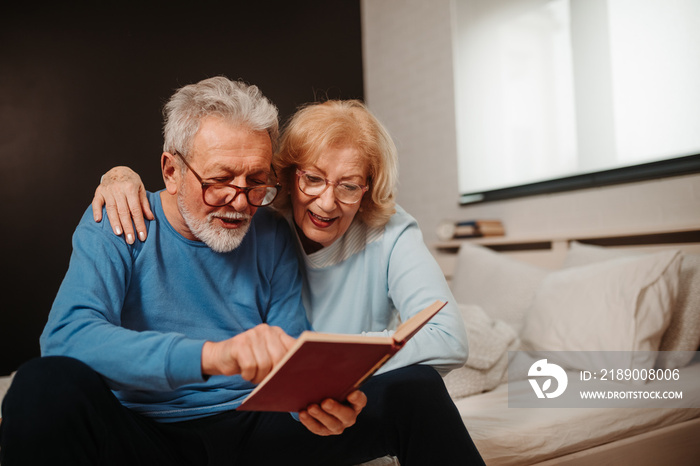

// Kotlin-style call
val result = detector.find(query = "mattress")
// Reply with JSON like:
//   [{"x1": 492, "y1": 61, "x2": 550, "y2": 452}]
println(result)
[{"x1": 456, "y1": 361, "x2": 700, "y2": 466}]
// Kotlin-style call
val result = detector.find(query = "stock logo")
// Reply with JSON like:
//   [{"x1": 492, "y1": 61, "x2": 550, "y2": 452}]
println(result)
[{"x1": 528, "y1": 359, "x2": 568, "y2": 399}]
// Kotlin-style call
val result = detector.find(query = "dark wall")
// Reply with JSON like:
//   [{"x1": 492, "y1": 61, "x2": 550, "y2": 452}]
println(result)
[{"x1": 0, "y1": 2, "x2": 364, "y2": 375}]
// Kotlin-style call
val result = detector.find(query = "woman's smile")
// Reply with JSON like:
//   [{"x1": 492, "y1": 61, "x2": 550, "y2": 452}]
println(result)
[{"x1": 307, "y1": 210, "x2": 337, "y2": 228}]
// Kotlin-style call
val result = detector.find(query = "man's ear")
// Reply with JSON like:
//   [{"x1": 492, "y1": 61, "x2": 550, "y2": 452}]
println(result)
[{"x1": 162, "y1": 152, "x2": 180, "y2": 195}]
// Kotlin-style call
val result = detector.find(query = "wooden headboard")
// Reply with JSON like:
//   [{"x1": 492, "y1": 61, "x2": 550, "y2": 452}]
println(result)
[{"x1": 433, "y1": 225, "x2": 700, "y2": 278}]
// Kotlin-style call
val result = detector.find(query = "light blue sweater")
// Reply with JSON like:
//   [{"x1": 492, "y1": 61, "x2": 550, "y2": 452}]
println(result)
[
  {"x1": 291, "y1": 205, "x2": 468, "y2": 374},
  {"x1": 41, "y1": 191, "x2": 310, "y2": 422}
]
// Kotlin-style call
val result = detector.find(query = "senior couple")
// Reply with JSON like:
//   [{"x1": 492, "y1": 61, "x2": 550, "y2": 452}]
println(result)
[{"x1": 0, "y1": 77, "x2": 484, "y2": 465}]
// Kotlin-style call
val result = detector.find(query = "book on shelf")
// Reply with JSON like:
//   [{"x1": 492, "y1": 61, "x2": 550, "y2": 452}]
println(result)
[
  {"x1": 436, "y1": 219, "x2": 505, "y2": 241},
  {"x1": 237, "y1": 300, "x2": 447, "y2": 413}
]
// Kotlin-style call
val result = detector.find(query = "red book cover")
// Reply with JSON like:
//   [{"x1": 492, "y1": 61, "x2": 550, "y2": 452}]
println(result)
[{"x1": 237, "y1": 300, "x2": 447, "y2": 412}]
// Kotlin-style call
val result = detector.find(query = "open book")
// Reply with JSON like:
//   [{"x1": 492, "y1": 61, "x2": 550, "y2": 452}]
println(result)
[{"x1": 237, "y1": 300, "x2": 447, "y2": 412}]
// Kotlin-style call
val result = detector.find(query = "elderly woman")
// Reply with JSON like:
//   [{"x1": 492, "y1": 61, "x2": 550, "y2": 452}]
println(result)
[{"x1": 92, "y1": 100, "x2": 483, "y2": 463}]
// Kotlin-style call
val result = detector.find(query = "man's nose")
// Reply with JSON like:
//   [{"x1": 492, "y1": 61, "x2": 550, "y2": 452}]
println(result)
[{"x1": 229, "y1": 188, "x2": 250, "y2": 212}]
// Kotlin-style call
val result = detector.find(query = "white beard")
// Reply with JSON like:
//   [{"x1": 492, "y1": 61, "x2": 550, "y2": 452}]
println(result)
[{"x1": 178, "y1": 188, "x2": 251, "y2": 253}]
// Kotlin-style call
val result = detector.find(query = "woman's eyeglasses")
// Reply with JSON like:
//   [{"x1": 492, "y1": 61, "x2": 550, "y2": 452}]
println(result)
[{"x1": 296, "y1": 169, "x2": 368, "y2": 205}]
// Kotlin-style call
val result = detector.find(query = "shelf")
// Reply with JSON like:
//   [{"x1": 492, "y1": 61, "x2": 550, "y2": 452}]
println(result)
[{"x1": 434, "y1": 224, "x2": 700, "y2": 252}]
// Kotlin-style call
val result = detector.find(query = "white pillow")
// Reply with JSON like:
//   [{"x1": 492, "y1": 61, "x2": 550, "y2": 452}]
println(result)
[
  {"x1": 566, "y1": 242, "x2": 700, "y2": 369},
  {"x1": 563, "y1": 240, "x2": 637, "y2": 266},
  {"x1": 521, "y1": 250, "x2": 682, "y2": 372},
  {"x1": 450, "y1": 244, "x2": 547, "y2": 333}
]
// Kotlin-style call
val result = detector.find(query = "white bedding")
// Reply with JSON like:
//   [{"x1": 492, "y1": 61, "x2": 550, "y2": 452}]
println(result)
[
  {"x1": 0, "y1": 374, "x2": 12, "y2": 405},
  {"x1": 456, "y1": 362, "x2": 700, "y2": 466}
]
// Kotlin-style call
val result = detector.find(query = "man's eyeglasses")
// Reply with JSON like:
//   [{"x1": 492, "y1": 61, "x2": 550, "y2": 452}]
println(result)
[
  {"x1": 174, "y1": 151, "x2": 280, "y2": 207},
  {"x1": 296, "y1": 169, "x2": 369, "y2": 205}
]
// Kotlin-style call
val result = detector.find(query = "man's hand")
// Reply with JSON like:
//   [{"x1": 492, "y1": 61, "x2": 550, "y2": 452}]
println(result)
[
  {"x1": 299, "y1": 390, "x2": 367, "y2": 436},
  {"x1": 92, "y1": 166, "x2": 154, "y2": 244},
  {"x1": 201, "y1": 324, "x2": 296, "y2": 384},
  {"x1": 202, "y1": 325, "x2": 366, "y2": 436}
]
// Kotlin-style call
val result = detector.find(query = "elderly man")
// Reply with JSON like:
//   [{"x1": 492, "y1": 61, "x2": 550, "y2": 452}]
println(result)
[{"x1": 0, "y1": 77, "x2": 366, "y2": 465}]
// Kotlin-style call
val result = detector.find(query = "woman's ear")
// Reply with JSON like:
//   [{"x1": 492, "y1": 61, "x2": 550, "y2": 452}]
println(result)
[{"x1": 161, "y1": 152, "x2": 180, "y2": 195}]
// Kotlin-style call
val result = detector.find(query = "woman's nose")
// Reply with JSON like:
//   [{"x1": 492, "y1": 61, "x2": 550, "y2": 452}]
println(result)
[{"x1": 316, "y1": 184, "x2": 337, "y2": 211}]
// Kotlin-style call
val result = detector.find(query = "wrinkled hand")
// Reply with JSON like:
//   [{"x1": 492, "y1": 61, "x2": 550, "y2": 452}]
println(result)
[
  {"x1": 201, "y1": 324, "x2": 297, "y2": 384},
  {"x1": 299, "y1": 390, "x2": 367, "y2": 436},
  {"x1": 92, "y1": 166, "x2": 153, "y2": 244}
]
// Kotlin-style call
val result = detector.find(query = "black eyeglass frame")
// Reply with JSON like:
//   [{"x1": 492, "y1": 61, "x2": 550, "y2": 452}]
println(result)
[{"x1": 173, "y1": 151, "x2": 280, "y2": 207}]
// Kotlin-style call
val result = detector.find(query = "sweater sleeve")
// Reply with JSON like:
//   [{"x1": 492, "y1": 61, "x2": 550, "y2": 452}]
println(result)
[
  {"x1": 258, "y1": 210, "x2": 311, "y2": 336},
  {"x1": 373, "y1": 213, "x2": 469, "y2": 375},
  {"x1": 40, "y1": 208, "x2": 206, "y2": 391}
]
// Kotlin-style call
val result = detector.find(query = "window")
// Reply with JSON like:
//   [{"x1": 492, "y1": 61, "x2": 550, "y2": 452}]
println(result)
[{"x1": 453, "y1": 0, "x2": 700, "y2": 204}]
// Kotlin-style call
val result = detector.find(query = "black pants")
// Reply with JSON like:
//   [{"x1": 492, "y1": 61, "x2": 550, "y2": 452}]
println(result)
[{"x1": 0, "y1": 356, "x2": 484, "y2": 465}]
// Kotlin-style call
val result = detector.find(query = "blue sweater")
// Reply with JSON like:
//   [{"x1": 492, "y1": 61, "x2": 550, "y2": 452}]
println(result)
[
  {"x1": 292, "y1": 205, "x2": 468, "y2": 375},
  {"x1": 41, "y1": 191, "x2": 310, "y2": 422}
]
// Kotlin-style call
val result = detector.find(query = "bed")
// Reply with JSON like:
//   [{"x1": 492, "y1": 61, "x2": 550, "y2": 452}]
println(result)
[
  {"x1": 2, "y1": 226, "x2": 700, "y2": 465},
  {"x1": 436, "y1": 225, "x2": 700, "y2": 465}
]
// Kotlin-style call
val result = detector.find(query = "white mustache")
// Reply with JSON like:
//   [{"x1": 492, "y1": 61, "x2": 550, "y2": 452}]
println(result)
[{"x1": 210, "y1": 211, "x2": 251, "y2": 222}]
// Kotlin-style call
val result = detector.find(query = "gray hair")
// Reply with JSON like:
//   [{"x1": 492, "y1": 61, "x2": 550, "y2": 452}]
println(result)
[{"x1": 162, "y1": 77, "x2": 279, "y2": 158}]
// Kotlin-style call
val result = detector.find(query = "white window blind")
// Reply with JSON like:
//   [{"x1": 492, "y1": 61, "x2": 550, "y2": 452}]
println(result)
[{"x1": 453, "y1": 0, "x2": 700, "y2": 203}]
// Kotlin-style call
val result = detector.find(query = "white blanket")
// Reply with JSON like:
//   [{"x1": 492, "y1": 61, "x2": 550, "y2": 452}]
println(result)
[{"x1": 443, "y1": 304, "x2": 520, "y2": 399}]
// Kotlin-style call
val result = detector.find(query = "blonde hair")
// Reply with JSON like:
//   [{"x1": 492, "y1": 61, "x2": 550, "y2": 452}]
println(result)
[{"x1": 274, "y1": 100, "x2": 398, "y2": 228}]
